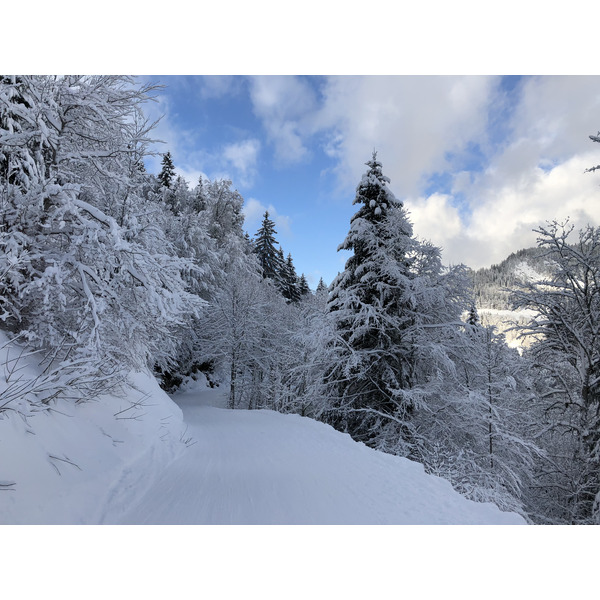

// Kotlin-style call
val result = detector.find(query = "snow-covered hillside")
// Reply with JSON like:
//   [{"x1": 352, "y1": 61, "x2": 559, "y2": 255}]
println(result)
[
  {"x1": 0, "y1": 332, "x2": 187, "y2": 525},
  {"x1": 473, "y1": 252, "x2": 552, "y2": 348}
]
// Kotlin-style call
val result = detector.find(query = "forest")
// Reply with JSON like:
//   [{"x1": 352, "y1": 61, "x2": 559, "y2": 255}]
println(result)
[{"x1": 2, "y1": 75, "x2": 600, "y2": 524}]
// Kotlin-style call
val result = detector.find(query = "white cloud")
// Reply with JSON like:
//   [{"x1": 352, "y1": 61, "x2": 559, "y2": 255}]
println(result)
[
  {"x1": 406, "y1": 193, "x2": 462, "y2": 248},
  {"x1": 466, "y1": 154, "x2": 600, "y2": 264},
  {"x1": 247, "y1": 74, "x2": 500, "y2": 200},
  {"x1": 242, "y1": 197, "x2": 292, "y2": 238},
  {"x1": 199, "y1": 76, "x2": 242, "y2": 99},
  {"x1": 248, "y1": 76, "x2": 318, "y2": 164},
  {"x1": 222, "y1": 139, "x2": 261, "y2": 187},
  {"x1": 403, "y1": 153, "x2": 600, "y2": 270},
  {"x1": 314, "y1": 76, "x2": 498, "y2": 197}
]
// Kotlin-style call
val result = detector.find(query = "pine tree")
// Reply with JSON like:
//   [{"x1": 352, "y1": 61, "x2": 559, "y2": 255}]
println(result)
[
  {"x1": 298, "y1": 273, "x2": 310, "y2": 297},
  {"x1": 316, "y1": 277, "x2": 328, "y2": 297},
  {"x1": 466, "y1": 302, "x2": 480, "y2": 326},
  {"x1": 281, "y1": 252, "x2": 301, "y2": 303},
  {"x1": 254, "y1": 211, "x2": 283, "y2": 282},
  {"x1": 158, "y1": 151, "x2": 175, "y2": 188},
  {"x1": 325, "y1": 152, "x2": 421, "y2": 449}
]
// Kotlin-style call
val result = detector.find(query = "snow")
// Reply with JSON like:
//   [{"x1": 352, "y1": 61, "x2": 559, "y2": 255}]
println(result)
[
  {"x1": 104, "y1": 382, "x2": 524, "y2": 525},
  {"x1": 0, "y1": 332, "x2": 186, "y2": 524},
  {"x1": 2, "y1": 342, "x2": 524, "y2": 524},
  {"x1": 478, "y1": 307, "x2": 538, "y2": 319},
  {"x1": 514, "y1": 260, "x2": 547, "y2": 283}
]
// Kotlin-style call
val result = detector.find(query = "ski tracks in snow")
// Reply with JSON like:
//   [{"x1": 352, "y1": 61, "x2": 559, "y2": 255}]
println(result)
[{"x1": 104, "y1": 387, "x2": 525, "y2": 525}]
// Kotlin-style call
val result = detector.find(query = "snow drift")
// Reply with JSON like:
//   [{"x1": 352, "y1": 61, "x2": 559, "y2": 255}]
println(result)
[{"x1": 0, "y1": 332, "x2": 186, "y2": 525}]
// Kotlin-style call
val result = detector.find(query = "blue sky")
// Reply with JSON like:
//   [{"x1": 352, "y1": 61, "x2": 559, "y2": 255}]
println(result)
[{"x1": 140, "y1": 75, "x2": 600, "y2": 288}]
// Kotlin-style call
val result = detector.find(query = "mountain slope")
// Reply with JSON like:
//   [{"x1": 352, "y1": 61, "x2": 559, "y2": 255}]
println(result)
[
  {"x1": 471, "y1": 246, "x2": 557, "y2": 307},
  {"x1": 470, "y1": 246, "x2": 556, "y2": 348}
]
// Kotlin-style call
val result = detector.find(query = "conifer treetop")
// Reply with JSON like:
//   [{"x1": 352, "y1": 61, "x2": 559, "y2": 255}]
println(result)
[{"x1": 158, "y1": 151, "x2": 176, "y2": 188}]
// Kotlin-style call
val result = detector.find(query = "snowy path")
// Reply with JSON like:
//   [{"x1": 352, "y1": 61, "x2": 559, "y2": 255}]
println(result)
[{"x1": 104, "y1": 386, "x2": 524, "y2": 525}]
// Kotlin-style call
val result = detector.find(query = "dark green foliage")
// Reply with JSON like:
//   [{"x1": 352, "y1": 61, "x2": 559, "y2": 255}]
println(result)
[
  {"x1": 466, "y1": 303, "x2": 479, "y2": 326},
  {"x1": 281, "y1": 253, "x2": 301, "y2": 303},
  {"x1": 298, "y1": 274, "x2": 310, "y2": 296},
  {"x1": 254, "y1": 211, "x2": 284, "y2": 282},
  {"x1": 325, "y1": 153, "x2": 420, "y2": 448},
  {"x1": 158, "y1": 151, "x2": 175, "y2": 188}
]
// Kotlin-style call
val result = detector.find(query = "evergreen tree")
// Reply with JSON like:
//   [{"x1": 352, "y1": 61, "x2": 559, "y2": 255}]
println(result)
[
  {"x1": 254, "y1": 211, "x2": 283, "y2": 282},
  {"x1": 466, "y1": 302, "x2": 480, "y2": 326},
  {"x1": 281, "y1": 252, "x2": 301, "y2": 303},
  {"x1": 165, "y1": 175, "x2": 189, "y2": 215},
  {"x1": 158, "y1": 151, "x2": 175, "y2": 188},
  {"x1": 192, "y1": 175, "x2": 207, "y2": 212},
  {"x1": 298, "y1": 274, "x2": 310, "y2": 297},
  {"x1": 325, "y1": 153, "x2": 422, "y2": 449},
  {"x1": 316, "y1": 277, "x2": 328, "y2": 298}
]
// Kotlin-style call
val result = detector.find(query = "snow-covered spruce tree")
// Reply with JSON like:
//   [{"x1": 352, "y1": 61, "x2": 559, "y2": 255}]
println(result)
[
  {"x1": 324, "y1": 153, "x2": 444, "y2": 452},
  {"x1": 192, "y1": 175, "x2": 207, "y2": 212},
  {"x1": 281, "y1": 252, "x2": 301, "y2": 303},
  {"x1": 315, "y1": 277, "x2": 328, "y2": 299},
  {"x1": 254, "y1": 211, "x2": 284, "y2": 283},
  {"x1": 158, "y1": 151, "x2": 175, "y2": 188},
  {"x1": 512, "y1": 221, "x2": 600, "y2": 523},
  {"x1": 466, "y1": 302, "x2": 480, "y2": 326},
  {"x1": 298, "y1": 273, "x2": 310, "y2": 297},
  {"x1": 0, "y1": 76, "x2": 202, "y2": 389}
]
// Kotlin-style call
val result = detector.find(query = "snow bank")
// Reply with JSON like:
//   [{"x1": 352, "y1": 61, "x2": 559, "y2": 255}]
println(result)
[{"x1": 0, "y1": 332, "x2": 186, "y2": 524}]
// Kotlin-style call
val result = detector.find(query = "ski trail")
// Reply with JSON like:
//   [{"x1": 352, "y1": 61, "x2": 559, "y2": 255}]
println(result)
[{"x1": 105, "y1": 387, "x2": 525, "y2": 525}]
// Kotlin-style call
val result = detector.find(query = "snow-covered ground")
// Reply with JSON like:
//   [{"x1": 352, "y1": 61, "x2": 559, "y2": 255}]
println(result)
[
  {"x1": 102, "y1": 380, "x2": 524, "y2": 525},
  {"x1": 0, "y1": 332, "x2": 187, "y2": 525},
  {"x1": 0, "y1": 369, "x2": 186, "y2": 525},
  {"x1": 2, "y1": 350, "x2": 524, "y2": 524}
]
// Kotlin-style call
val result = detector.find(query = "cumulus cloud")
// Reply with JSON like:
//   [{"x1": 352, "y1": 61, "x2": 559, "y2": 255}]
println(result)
[
  {"x1": 404, "y1": 153, "x2": 600, "y2": 269},
  {"x1": 406, "y1": 193, "x2": 462, "y2": 248},
  {"x1": 222, "y1": 139, "x2": 261, "y2": 187},
  {"x1": 243, "y1": 197, "x2": 292, "y2": 238},
  {"x1": 314, "y1": 76, "x2": 498, "y2": 197},
  {"x1": 247, "y1": 74, "x2": 500, "y2": 196},
  {"x1": 248, "y1": 76, "x2": 319, "y2": 164}
]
